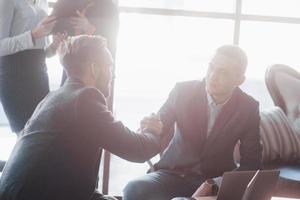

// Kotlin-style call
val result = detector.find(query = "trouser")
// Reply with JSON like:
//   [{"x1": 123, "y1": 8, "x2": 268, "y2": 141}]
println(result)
[
  {"x1": 123, "y1": 170, "x2": 205, "y2": 200},
  {"x1": 90, "y1": 191, "x2": 119, "y2": 200},
  {"x1": 0, "y1": 160, "x2": 5, "y2": 171},
  {"x1": 0, "y1": 50, "x2": 49, "y2": 134}
]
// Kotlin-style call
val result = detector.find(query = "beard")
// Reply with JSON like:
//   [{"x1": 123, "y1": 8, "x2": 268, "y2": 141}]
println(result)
[{"x1": 96, "y1": 78, "x2": 110, "y2": 98}]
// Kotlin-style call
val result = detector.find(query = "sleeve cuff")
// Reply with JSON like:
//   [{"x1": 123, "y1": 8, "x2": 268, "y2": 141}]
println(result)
[
  {"x1": 24, "y1": 30, "x2": 35, "y2": 48},
  {"x1": 213, "y1": 176, "x2": 223, "y2": 188},
  {"x1": 0, "y1": 31, "x2": 35, "y2": 56}
]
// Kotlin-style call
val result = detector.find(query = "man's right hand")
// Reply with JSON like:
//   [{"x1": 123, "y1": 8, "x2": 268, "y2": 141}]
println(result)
[
  {"x1": 31, "y1": 16, "x2": 56, "y2": 40},
  {"x1": 139, "y1": 113, "x2": 162, "y2": 136}
]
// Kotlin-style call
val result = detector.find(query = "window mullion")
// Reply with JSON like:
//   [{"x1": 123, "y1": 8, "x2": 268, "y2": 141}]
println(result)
[{"x1": 233, "y1": 0, "x2": 242, "y2": 45}]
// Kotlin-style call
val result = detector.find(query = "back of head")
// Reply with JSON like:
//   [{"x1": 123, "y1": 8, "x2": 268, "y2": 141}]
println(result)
[
  {"x1": 59, "y1": 35, "x2": 110, "y2": 76},
  {"x1": 214, "y1": 44, "x2": 248, "y2": 75}
]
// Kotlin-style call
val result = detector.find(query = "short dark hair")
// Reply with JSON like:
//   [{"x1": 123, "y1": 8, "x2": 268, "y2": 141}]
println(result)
[
  {"x1": 59, "y1": 35, "x2": 108, "y2": 73},
  {"x1": 215, "y1": 44, "x2": 248, "y2": 75}
]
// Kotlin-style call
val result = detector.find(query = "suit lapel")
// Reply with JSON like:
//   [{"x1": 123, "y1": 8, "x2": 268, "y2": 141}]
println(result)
[{"x1": 187, "y1": 80, "x2": 208, "y2": 149}]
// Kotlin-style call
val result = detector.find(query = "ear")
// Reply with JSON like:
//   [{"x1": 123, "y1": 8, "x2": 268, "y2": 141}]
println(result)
[
  {"x1": 91, "y1": 63, "x2": 101, "y2": 79},
  {"x1": 237, "y1": 75, "x2": 245, "y2": 86}
]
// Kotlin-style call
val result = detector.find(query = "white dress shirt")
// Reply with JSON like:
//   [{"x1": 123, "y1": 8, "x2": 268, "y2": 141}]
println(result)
[
  {"x1": 206, "y1": 93, "x2": 224, "y2": 136},
  {"x1": 206, "y1": 89, "x2": 232, "y2": 187},
  {"x1": 0, "y1": 0, "x2": 48, "y2": 56}
]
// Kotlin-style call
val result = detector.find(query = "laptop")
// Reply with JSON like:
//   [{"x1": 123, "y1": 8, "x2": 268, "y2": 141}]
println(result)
[
  {"x1": 241, "y1": 170, "x2": 280, "y2": 200},
  {"x1": 215, "y1": 170, "x2": 280, "y2": 200}
]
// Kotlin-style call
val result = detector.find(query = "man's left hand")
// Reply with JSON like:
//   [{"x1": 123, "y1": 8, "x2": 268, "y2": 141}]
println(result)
[{"x1": 192, "y1": 181, "x2": 213, "y2": 198}]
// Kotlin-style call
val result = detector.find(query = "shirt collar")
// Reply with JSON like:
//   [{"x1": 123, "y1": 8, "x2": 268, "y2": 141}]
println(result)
[
  {"x1": 206, "y1": 88, "x2": 232, "y2": 107},
  {"x1": 206, "y1": 91, "x2": 215, "y2": 106}
]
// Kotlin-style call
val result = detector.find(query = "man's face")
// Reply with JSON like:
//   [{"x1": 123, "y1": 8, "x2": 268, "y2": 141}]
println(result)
[
  {"x1": 94, "y1": 49, "x2": 114, "y2": 97},
  {"x1": 206, "y1": 53, "x2": 245, "y2": 97}
]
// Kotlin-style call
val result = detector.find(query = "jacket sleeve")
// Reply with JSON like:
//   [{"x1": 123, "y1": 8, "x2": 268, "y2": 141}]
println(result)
[
  {"x1": 0, "y1": 0, "x2": 35, "y2": 56},
  {"x1": 158, "y1": 84, "x2": 179, "y2": 139},
  {"x1": 237, "y1": 103, "x2": 263, "y2": 171},
  {"x1": 76, "y1": 88, "x2": 161, "y2": 163}
]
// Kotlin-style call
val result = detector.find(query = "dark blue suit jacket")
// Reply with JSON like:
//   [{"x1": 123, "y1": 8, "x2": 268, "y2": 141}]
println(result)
[
  {"x1": 154, "y1": 80, "x2": 263, "y2": 178},
  {"x1": 0, "y1": 79, "x2": 160, "y2": 200}
]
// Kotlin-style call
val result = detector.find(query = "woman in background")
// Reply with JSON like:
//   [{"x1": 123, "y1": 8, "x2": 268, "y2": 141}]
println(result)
[
  {"x1": 51, "y1": 0, "x2": 119, "y2": 85},
  {"x1": 0, "y1": 0, "x2": 63, "y2": 135}
]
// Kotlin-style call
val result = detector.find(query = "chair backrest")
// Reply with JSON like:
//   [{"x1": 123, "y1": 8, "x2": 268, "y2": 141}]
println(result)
[{"x1": 265, "y1": 64, "x2": 300, "y2": 134}]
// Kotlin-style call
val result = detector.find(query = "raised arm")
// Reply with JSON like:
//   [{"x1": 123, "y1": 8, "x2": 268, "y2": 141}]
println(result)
[
  {"x1": 77, "y1": 88, "x2": 162, "y2": 163},
  {"x1": 158, "y1": 84, "x2": 179, "y2": 139}
]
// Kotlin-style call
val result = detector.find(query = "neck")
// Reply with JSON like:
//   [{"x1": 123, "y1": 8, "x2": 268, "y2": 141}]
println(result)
[
  {"x1": 211, "y1": 91, "x2": 233, "y2": 105},
  {"x1": 82, "y1": 77, "x2": 97, "y2": 87},
  {"x1": 67, "y1": 66, "x2": 96, "y2": 87}
]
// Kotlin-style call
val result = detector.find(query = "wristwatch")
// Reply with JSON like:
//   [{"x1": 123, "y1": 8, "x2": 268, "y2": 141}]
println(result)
[{"x1": 205, "y1": 179, "x2": 219, "y2": 195}]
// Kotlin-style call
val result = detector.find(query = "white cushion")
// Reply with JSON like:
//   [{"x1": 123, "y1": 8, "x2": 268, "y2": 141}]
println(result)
[{"x1": 260, "y1": 107, "x2": 300, "y2": 163}]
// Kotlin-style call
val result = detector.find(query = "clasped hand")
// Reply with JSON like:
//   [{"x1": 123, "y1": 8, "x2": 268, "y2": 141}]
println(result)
[{"x1": 139, "y1": 113, "x2": 163, "y2": 136}]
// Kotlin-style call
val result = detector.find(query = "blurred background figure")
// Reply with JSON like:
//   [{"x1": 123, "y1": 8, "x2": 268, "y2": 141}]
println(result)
[
  {"x1": 51, "y1": 0, "x2": 119, "y2": 86},
  {"x1": 0, "y1": 0, "x2": 65, "y2": 172},
  {"x1": 0, "y1": 0, "x2": 64, "y2": 135}
]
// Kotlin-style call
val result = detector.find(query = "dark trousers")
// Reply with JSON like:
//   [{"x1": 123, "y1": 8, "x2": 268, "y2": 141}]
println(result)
[
  {"x1": 0, "y1": 50, "x2": 49, "y2": 134},
  {"x1": 123, "y1": 170, "x2": 205, "y2": 200},
  {"x1": 90, "y1": 191, "x2": 119, "y2": 200},
  {"x1": 0, "y1": 160, "x2": 5, "y2": 172}
]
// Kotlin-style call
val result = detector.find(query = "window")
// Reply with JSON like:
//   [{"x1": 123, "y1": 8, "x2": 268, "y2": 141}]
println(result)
[
  {"x1": 110, "y1": 13, "x2": 234, "y2": 194},
  {"x1": 240, "y1": 21, "x2": 300, "y2": 80},
  {"x1": 119, "y1": 0, "x2": 236, "y2": 13},
  {"x1": 0, "y1": 127, "x2": 16, "y2": 163},
  {"x1": 114, "y1": 13, "x2": 234, "y2": 124},
  {"x1": 46, "y1": 56, "x2": 63, "y2": 90},
  {"x1": 110, "y1": 1, "x2": 300, "y2": 195},
  {"x1": 243, "y1": 0, "x2": 300, "y2": 18}
]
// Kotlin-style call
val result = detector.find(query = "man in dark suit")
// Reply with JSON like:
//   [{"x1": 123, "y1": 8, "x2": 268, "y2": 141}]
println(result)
[
  {"x1": 123, "y1": 45, "x2": 263, "y2": 200},
  {"x1": 0, "y1": 35, "x2": 162, "y2": 200}
]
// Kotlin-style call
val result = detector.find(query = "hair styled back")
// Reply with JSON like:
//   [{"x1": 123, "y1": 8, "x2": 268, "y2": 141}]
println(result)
[
  {"x1": 59, "y1": 35, "x2": 109, "y2": 74},
  {"x1": 214, "y1": 44, "x2": 248, "y2": 75}
]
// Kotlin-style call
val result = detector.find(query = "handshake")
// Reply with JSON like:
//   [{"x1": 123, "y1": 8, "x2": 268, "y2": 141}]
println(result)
[{"x1": 139, "y1": 113, "x2": 163, "y2": 136}]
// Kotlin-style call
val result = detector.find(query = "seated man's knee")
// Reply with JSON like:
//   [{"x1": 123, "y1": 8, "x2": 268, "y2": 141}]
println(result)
[{"x1": 123, "y1": 179, "x2": 155, "y2": 200}]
